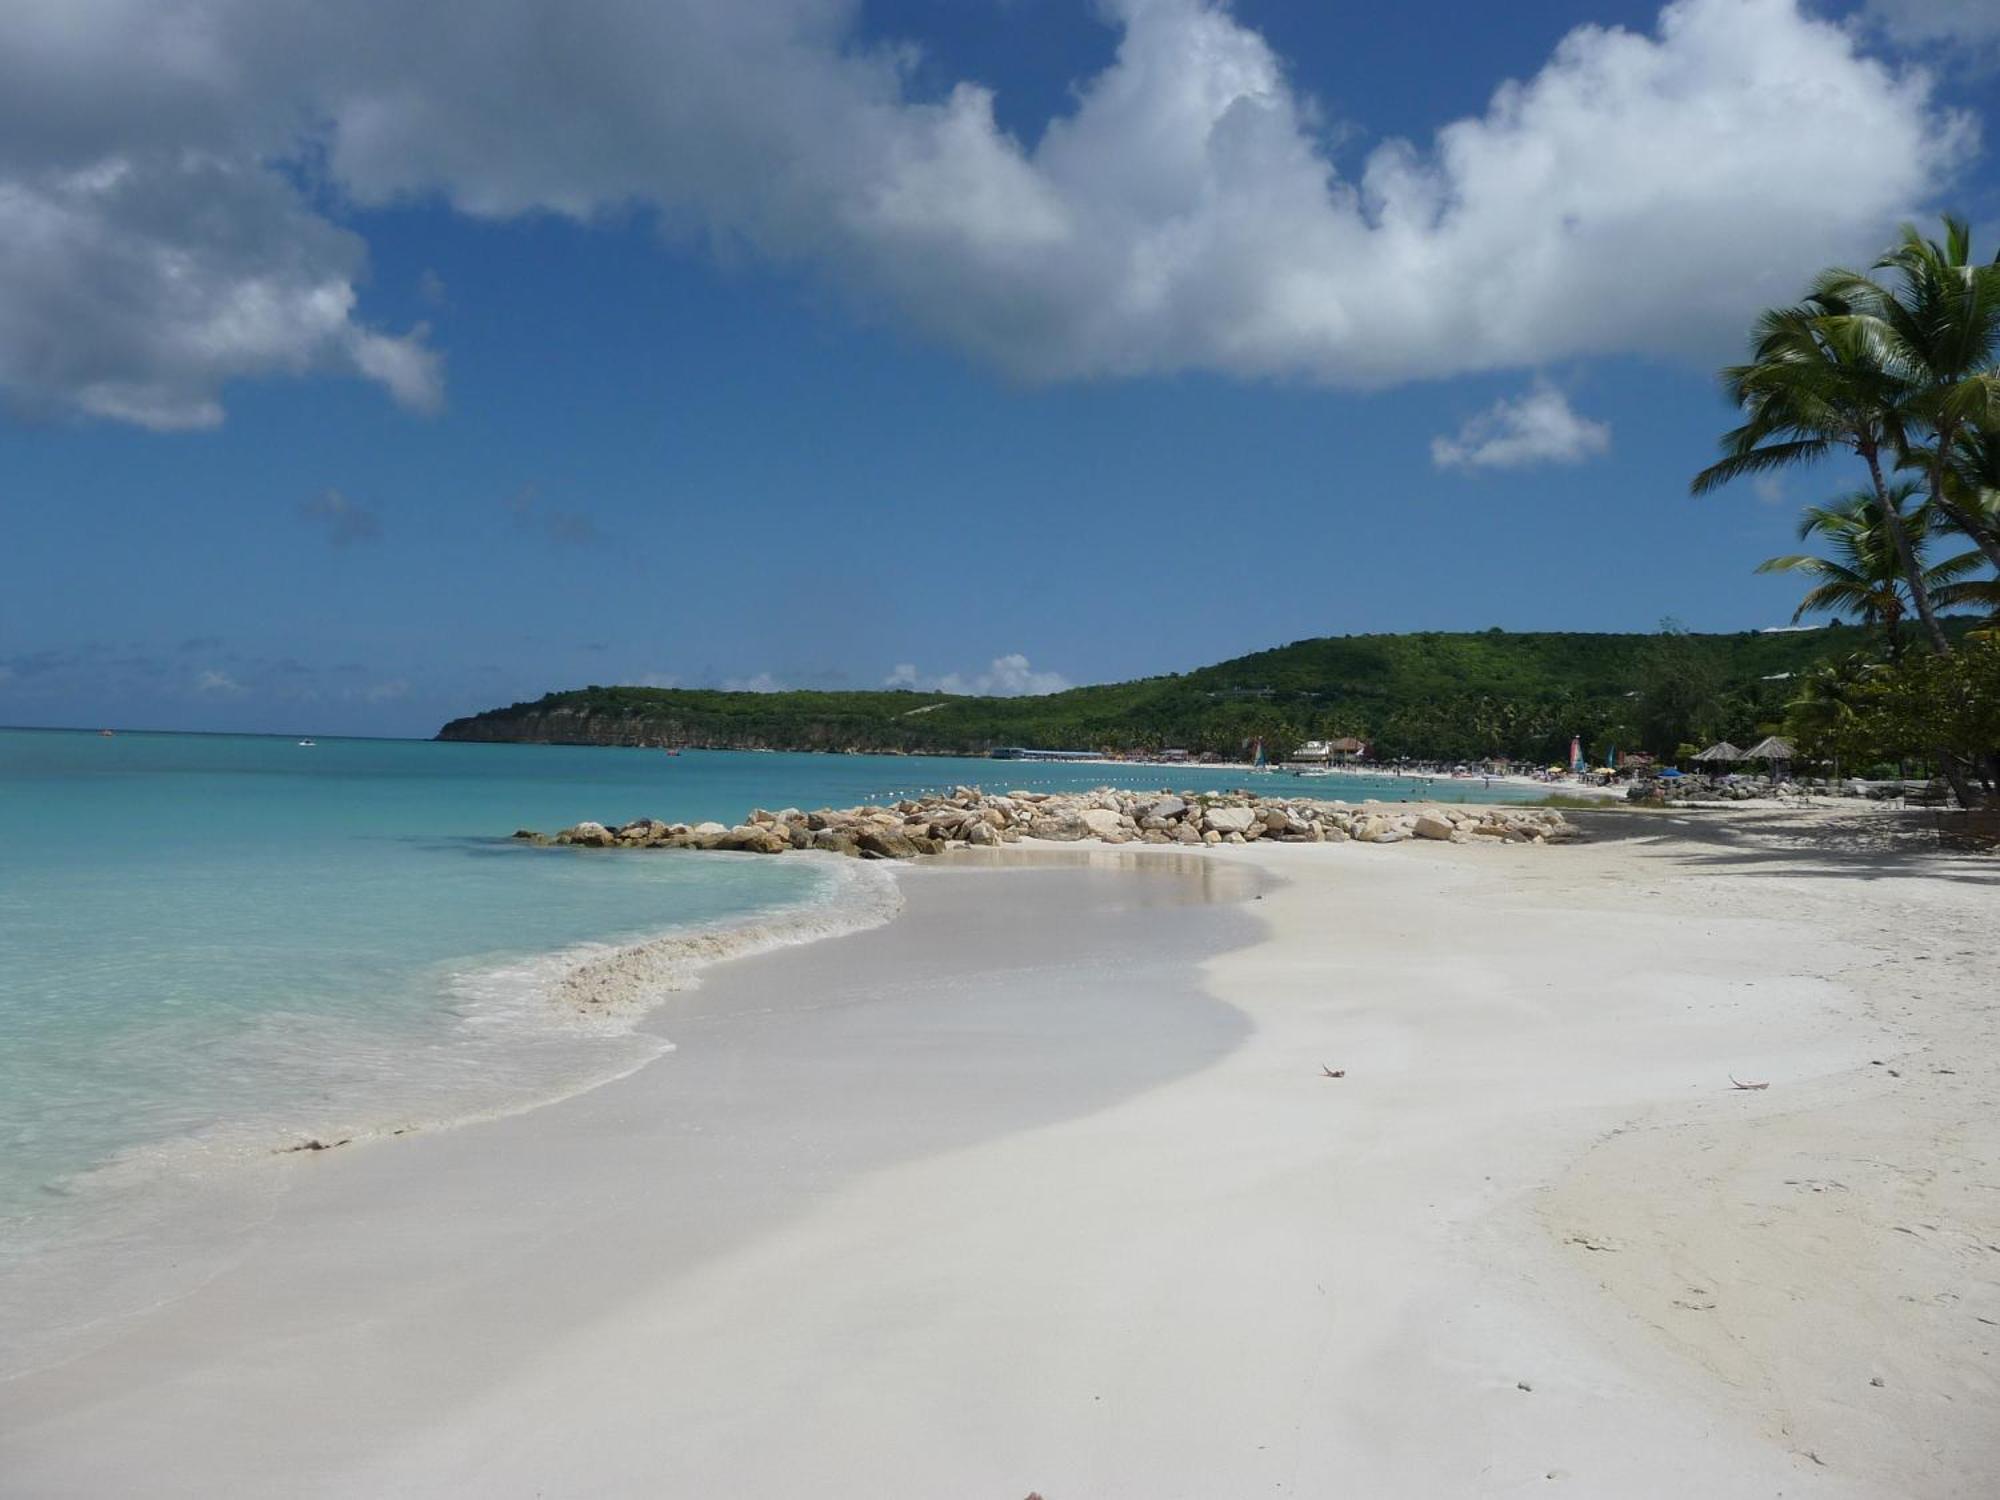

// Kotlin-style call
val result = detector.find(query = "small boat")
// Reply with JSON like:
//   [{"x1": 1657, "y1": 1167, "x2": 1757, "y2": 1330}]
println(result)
[
  {"x1": 98, "y1": 728, "x2": 115, "y2": 737},
  {"x1": 298, "y1": 738, "x2": 317, "y2": 747}
]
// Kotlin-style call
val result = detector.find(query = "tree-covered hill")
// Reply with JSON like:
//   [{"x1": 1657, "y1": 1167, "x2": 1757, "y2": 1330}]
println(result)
[{"x1": 435, "y1": 622, "x2": 1980, "y2": 764}]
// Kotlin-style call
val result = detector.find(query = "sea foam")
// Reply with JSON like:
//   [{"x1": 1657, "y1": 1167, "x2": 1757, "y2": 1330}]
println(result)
[
  {"x1": 59, "y1": 855, "x2": 903, "y2": 1199},
  {"x1": 545, "y1": 854, "x2": 904, "y2": 1022}
]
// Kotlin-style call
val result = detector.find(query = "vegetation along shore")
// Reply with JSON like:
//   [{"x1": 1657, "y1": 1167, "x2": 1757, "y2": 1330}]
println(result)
[{"x1": 437, "y1": 622, "x2": 1979, "y2": 765}]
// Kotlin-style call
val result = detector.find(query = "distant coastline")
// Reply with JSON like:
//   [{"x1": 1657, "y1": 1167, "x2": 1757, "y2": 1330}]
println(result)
[{"x1": 435, "y1": 621, "x2": 1978, "y2": 764}]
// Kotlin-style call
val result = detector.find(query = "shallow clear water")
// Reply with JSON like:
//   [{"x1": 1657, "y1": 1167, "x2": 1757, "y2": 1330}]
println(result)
[{"x1": 0, "y1": 729, "x2": 1534, "y2": 1237}]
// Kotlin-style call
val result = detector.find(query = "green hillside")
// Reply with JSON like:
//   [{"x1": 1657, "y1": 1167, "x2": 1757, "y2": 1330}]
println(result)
[{"x1": 436, "y1": 622, "x2": 1978, "y2": 763}]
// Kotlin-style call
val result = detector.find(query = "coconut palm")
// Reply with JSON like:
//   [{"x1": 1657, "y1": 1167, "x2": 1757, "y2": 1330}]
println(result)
[
  {"x1": 1756, "y1": 485, "x2": 1988, "y2": 654},
  {"x1": 1692, "y1": 294, "x2": 1953, "y2": 653},
  {"x1": 1820, "y1": 218, "x2": 2000, "y2": 572}
]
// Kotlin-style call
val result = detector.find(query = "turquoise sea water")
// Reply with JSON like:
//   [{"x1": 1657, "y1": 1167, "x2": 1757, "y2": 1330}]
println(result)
[{"x1": 0, "y1": 729, "x2": 1536, "y2": 1246}]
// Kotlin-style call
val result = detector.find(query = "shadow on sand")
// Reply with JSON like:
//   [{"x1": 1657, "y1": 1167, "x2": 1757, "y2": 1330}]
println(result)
[{"x1": 1565, "y1": 804, "x2": 2000, "y2": 890}]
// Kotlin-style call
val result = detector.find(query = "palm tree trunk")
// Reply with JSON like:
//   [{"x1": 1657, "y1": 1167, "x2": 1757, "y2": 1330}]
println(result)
[
  {"x1": 1926, "y1": 416, "x2": 2000, "y2": 573},
  {"x1": 1865, "y1": 445, "x2": 1953, "y2": 654},
  {"x1": 1930, "y1": 492, "x2": 2000, "y2": 574},
  {"x1": 1937, "y1": 752, "x2": 1982, "y2": 810},
  {"x1": 1867, "y1": 449, "x2": 1979, "y2": 806}
]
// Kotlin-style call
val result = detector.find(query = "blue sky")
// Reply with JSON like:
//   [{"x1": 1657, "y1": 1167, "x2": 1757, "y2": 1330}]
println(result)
[{"x1": 3, "y1": 0, "x2": 1997, "y2": 736}]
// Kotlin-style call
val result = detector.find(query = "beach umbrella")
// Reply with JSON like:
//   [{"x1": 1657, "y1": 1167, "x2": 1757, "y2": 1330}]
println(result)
[
  {"x1": 1658, "y1": 768, "x2": 1685, "y2": 778},
  {"x1": 1690, "y1": 742, "x2": 1745, "y2": 764}
]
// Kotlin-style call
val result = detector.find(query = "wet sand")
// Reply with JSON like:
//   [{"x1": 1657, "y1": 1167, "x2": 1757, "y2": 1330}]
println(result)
[{"x1": 1, "y1": 852, "x2": 1262, "y2": 1496}]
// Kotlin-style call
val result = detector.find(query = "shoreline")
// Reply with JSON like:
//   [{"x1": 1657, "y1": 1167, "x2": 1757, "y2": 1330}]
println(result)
[
  {"x1": 0, "y1": 851, "x2": 905, "y2": 1381},
  {"x1": 4, "y1": 814, "x2": 1994, "y2": 1495},
  {"x1": 1, "y1": 849, "x2": 1268, "y2": 1492}
]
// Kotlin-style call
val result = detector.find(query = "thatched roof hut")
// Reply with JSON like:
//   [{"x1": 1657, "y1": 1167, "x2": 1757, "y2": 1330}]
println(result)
[
  {"x1": 1742, "y1": 735, "x2": 1796, "y2": 762},
  {"x1": 1690, "y1": 742, "x2": 1744, "y2": 763}
]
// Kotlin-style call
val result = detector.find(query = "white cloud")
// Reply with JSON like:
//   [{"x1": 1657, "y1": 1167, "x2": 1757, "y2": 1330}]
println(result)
[
  {"x1": 194, "y1": 668, "x2": 246, "y2": 696},
  {"x1": 1752, "y1": 475, "x2": 1788, "y2": 505},
  {"x1": 1431, "y1": 383, "x2": 1611, "y2": 472},
  {"x1": 0, "y1": 0, "x2": 1975, "y2": 424},
  {"x1": 722, "y1": 672, "x2": 786, "y2": 693},
  {"x1": 886, "y1": 653, "x2": 1072, "y2": 697},
  {"x1": 362, "y1": 678, "x2": 410, "y2": 702},
  {"x1": 0, "y1": 151, "x2": 439, "y2": 429},
  {"x1": 635, "y1": 672, "x2": 680, "y2": 689}
]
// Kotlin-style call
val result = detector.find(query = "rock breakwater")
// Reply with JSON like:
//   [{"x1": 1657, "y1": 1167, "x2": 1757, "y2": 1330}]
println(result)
[{"x1": 514, "y1": 787, "x2": 1578, "y2": 859}]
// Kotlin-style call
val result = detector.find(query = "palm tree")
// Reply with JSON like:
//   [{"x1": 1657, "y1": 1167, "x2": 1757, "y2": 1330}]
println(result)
[
  {"x1": 1697, "y1": 221, "x2": 1997, "y2": 806},
  {"x1": 1692, "y1": 294, "x2": 1953, "y2": 653},
  {"x1": 1821, "y1": 218, "x2": 2000, "y2": 573},
  {"x1": 1941, "y1": 417, "x2": 2000, "y2": 608},
  {"x1": 1756, "y1": 485, "x2": 1987, "y2": 654}
]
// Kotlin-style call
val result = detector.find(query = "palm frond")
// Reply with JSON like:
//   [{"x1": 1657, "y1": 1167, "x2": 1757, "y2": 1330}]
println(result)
[{"x1": 1691, "y1": 438, "x2": 1829, "y2": 495}]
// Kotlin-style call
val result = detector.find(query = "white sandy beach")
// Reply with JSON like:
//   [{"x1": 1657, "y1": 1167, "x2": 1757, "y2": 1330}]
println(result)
[{"x1": 3, "y1": 811, "x2": 1996, "y2": 1498}]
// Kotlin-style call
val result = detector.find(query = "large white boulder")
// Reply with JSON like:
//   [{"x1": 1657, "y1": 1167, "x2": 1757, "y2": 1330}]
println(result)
[
  {"x1": 1027, "y1": 812, "x2": 1088, "y2": 841},
  {"x1": 1079, "y1": 808, "x2": 1125, "y2": 839},
  {"x1": 1204, "y1": 806, "x2": 1257, "y2": 835}
]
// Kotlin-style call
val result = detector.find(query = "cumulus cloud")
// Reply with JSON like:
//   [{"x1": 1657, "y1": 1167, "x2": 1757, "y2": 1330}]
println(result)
[
  {"x1": 1431, "y1": 382, "x2": 1611, "y2": 472},
  {"x1": 722, "y1": 671, "x2": 787, "y2": 693},
  {"x1": 0, "y1": 151, "x2": 440, "y2": 428},
  {"x1": 298, "y1": 488, "x2": 383, "y2": 546},
  {"x1": 0, "y1": 0, "x2": 1976, "y2": 424},
  {"x1": 886, "y1": 653, "x2": 1072, "y2": 697}
]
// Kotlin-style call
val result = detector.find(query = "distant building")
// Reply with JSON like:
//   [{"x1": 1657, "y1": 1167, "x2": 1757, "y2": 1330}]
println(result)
[
  {"x1": 1289, "y1": 736, "x2": 1367, "y2": 766},
  {"x1": 989, "y1": 746, "x2": 1107, "y2": 762}
]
